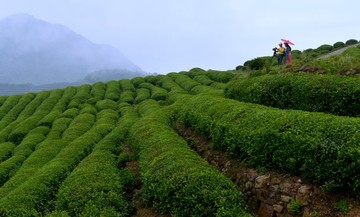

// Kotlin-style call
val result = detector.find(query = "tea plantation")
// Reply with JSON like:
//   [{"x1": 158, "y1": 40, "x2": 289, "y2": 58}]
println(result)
[{"x1": 0, "y1": 63, "x2": 360, "y2": 216}]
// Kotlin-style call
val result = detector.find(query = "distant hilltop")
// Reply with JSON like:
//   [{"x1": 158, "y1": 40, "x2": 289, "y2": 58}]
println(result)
[{"x1": 0, "y1": 13, "x2": 145, "y2": 85}]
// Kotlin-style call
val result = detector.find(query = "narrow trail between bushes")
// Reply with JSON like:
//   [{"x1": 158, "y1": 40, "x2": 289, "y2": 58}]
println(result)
[
  {"x1": 318, "y1": 43, "x2": 360, "y2": 59},
  {"x1": 175, "y1": 122, "x2": 360, "y2": 217},
  {"x1": 124, "y1": 144, "x2": 172, "y2": 217}
]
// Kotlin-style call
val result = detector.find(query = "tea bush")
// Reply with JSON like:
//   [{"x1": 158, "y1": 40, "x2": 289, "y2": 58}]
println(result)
[
  {"x1": 333, "y1": 41, "x2": 345, "y2": 49},
  {"x1": 345, "y1": 39, "x2": 358, "y2": 46},
  {"x1": 89, "y1": 82, "x2": 106, "y2": 103},
  {"x1": 134, "y1": 88, "x2": 150, "y2": 104},
  {"x1": 0, "y1": 95, "x2": 22, "y2": 120},
  {"x1": 139, "y1": 82, "x2": 168, "y2": 101},
  {"x1": 193, "y1": 74, "x2": 213, "y2": 85},
  {"x1": 0, "y1": 142, "x2": 15, "y2": 163},
  {"x1": 131, "y1": 76, "x2": 145, "y2": 88},
  {"x1": 158, "y1": 76, "x2": 183, "y2": 92},
  {"x1": 120, "y1": 90, "x2": 135, "y2": 104},
  {"x1": 176, "y1": 94, "x2": 360, "y2": 198},
  {"x1": 0, "y1": 93, "x2": 35, "y2": 131},
  {"x1": 225, "y1": 73, "x2": 360, "y2": 116},
  {"x1": 167, "y1": 73, "x2": 201, "y2": 91},
  {"x1": 95, "y1": 99, "x2": 118, "y2": 111},
  {"x1": 105, "y1": 80, "x2": 121, "y2": 101},
  {"x1": 144, "y1": 74, "x2": 166, "y2": 85},
  {"x1": 54, "y1": 109, "x2": 135, "y2": 216},
  {"x1": 129, "y1": 99, "x2": 252, "y2": 217},
  {"x1": 67, "y1": 84, "x2": 91, "y2": 109}
]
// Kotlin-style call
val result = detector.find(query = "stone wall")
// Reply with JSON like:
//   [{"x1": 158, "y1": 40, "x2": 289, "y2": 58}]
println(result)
[
  {"x1": 177, "y1": 123, "x2": 360, "y2": 217},
  {"x1": 231, "y1": 167, "x2": 313, "y2": 217}
]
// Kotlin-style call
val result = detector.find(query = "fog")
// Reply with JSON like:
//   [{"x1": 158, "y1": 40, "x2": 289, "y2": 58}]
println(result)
[
  {"x1": 0, "y1": 13, "x2": 144, "y2": 85},
  {"x1": 0, "y1": 0, "x2": 359, "y2": 75}
]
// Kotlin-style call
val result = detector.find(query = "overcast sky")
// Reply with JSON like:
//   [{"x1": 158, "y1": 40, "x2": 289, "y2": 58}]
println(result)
[{"x1": 0, "y1": 0, "x2": 359, "y2": 74}]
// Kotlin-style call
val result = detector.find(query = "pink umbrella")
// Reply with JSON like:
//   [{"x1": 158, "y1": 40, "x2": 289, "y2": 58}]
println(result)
[{"x1": 281, "y1": 39, "x2": 295, "y2": 46}]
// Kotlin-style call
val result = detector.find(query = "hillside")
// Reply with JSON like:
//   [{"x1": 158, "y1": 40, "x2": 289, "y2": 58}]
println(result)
[
  {"x1": 0, "y1": 65, "x2": 359, "y2": 216},
  {"x1": 317, "y1": 42, "x2": 360, "y2": 59},
  {"x1": 0, "y1": 13, "x2": 145, "y2": 85},
  {"x1": 241, "y1": 39, "x2": 360, "y2": 76}
]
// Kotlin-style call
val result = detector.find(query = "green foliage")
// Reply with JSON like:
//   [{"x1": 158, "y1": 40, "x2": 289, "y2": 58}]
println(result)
[
  {"x1": 158, "y1": 75, "x2": 183, "y2": 92},
  {"x1": 95, "y1": 99, "x2": 118, "y2": 111},
  {"x1": 3, "y1": 61, "x2": 360, "y2": 215},
  {"x1": 61, "y1": 113, "x2": 95, "y2": 141},
  {"x1": 291, "y1": 50, "x2": 302, "y2": 59},
  {"x1": 129, "y1": 100, "x2": 251, "y2": 217},
  {"x1": 244, "y1": 57, "x2": 268, "y2": 70},
  {"x1": 190, "y1": 85, "x2": 224, "y2": 96},
  {"x1": 193, "y1": 74, "x2": 213, "y2": 85},
  {"x1": 235, "y1": 65, "x2": 244, "y2": 70},
  {"x1": 343, "y1": 46, "x2": 360, "y2": 58},
  {"x1": 120, "y1": 90, "x2": 135, "y2": 104},
  {"x1": 105, "y1": 80, "x2": 121, "y2": 101},
  {"x1": 88, "y1": 82, "x2": 106, "y2": 103},
  {"x1": 134, "y1": 88, "x2": 151, "y2": 104},
  {"x1": 334, "y1": 199, "x2": 349, "y2": 213},
  {"x1": 167, "y1": 73, "x2": 201, "y2": 91},
  {"x1": 345, "y1": 39, "x2": 358, "y2": 46},
  {"x1": 7, "y1": 90, "x2": 61, "y2": 144},
  {"x1": 289, "y1": 199, "x2": 302, "y2": 215},
  {"x1": 60, "y1": 108, "x2": 79, "y2": 119},
  {"x1": 54, "y1": 110, "x2": 135, "y2": 216},
  {"x1": 144, "y1": 74, "x2": 166, "y2": 85},
  {"x1": 317, "y1": 44, "x2": 333, "y2": 52},
  {"x1": 0, "y1": 95, "x2": 22, "y2": 120},
  {"x1": 119, "y1": 78, "x2": 136, "y2": 92},
  {"x1": 68, "y1": 84, "x2": 91, "y2": 108},
  {"x1": 206, "y1": 70, "x2": 235, "y2": 83},
  {"x1": 79, "y1": 103, "x2": 97, "y2": 115},
  {"x1": 176, "y1": 94, "x2": 360, "y2": 198},
  {"x1": 46, "y1": 117, "x2": 72, "y2": 139},
  {"x1": 39, "y1": 87, "x2": 76, "y2": 127},
  {"x1": 139, "y1": 82, "x2": 168, "y2": 101},
  {"x1": 131, "y1": 76, "x2": 146, "y2": 87},
  {"x1": 0, "y1": 128, "x2": 47, "y2": 187},
  {"x1": 0, "y1": 106, "x2": 119, "y2": 215},
  {"x1": 0, "y1": 95, "x2": 7, "y2": 106},
  {"x1": 0, "y1": 142, "x2": 15, "y2": 163},
  {"x1": 0, "y1": 93, "x2": 35, "y2": 135},
  {"x1": 189, "y1": 67, "x2": 206, "y2": 74},
  {"x1": 225, "y1": 73, "x2": 360, "y2": 117},
  {"x1": 333, "y1": 41, "x2": 345, "y2": 49}
]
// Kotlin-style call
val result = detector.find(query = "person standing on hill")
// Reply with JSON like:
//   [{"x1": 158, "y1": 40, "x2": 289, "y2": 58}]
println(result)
[
  {"x1": 276, "y1": 43, "x2": 285, "y2": 65},
  {"x1": 284, "y1": 42, "x2": 292, "y2": 65}
]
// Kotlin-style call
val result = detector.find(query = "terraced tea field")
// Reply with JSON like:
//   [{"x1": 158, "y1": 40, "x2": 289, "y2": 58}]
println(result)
[{"x1": 0, "y1": 69, "x2": 359, "y2": 216}]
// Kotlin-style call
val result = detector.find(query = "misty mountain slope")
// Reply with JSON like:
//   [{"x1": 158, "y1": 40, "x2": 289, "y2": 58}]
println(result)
[{"x1": 0, "y1": 13, "x2": 144, "y2": 85}]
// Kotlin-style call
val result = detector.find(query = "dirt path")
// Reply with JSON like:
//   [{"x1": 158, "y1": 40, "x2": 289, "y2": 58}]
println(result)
[
  {"x1": 124, "y1": 144, "x2": 172, "y2": 217},
  {"x1": 317, "y1": 43, "x2": 360, "y2": 59}
]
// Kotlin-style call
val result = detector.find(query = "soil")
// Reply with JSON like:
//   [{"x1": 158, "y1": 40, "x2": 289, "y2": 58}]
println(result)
[
  {"x1": 124, "y1": 144, "x2": 172, "y2": 217},
  {"x1": 175, "y1": 122, "x2": 360, "y2": 217}
]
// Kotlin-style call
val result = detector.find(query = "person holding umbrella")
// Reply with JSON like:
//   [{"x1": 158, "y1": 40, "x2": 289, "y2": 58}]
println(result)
[
  {"x1": 284, "y1": 43, "x2": 292, "y2": 64},
  {"x1": 281, "y1": 39, "x2": 295, "y2": 65}
]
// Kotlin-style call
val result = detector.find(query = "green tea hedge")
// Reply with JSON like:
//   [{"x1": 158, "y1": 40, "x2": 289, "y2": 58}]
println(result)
[
  {"x1": 176, "y1": 94, "x2": 360, "y2": 198},
  {"x1": 225, "y1": 73, "x2": 360, "y2": 116},
  {"x1": 129, "y1": 100, "x2": 252, "y2": 217}
]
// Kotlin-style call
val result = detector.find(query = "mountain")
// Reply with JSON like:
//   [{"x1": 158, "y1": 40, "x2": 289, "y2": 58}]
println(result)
[
  {"x1": 0, "y1": 13, "x2": 145, "y2": 85},
  {"x1": 82, "y1": 69, "x2": 147, "y2": 83}
]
